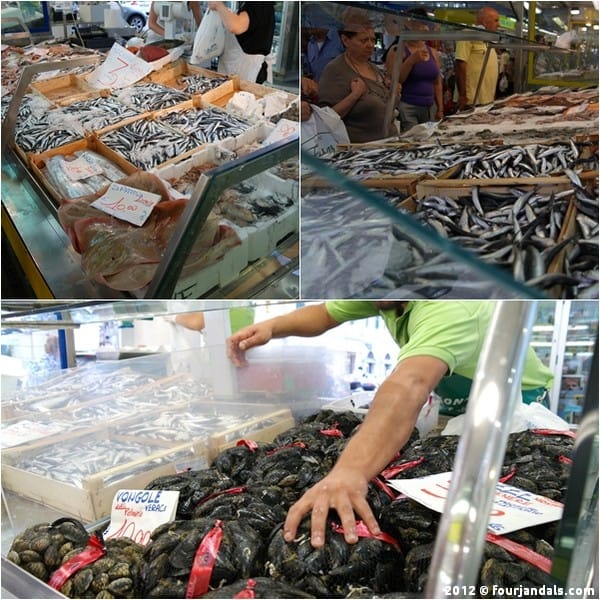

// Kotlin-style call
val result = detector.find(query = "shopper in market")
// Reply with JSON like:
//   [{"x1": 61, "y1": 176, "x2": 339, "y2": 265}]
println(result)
[
  {"x1": 304, "y1": 26, "x2": 345, "y2": 82},
  {"x1": 318, "y1": 10, "x2": 397, "y2": 143},
  {"x1": 207, "y1": 1, "x2": 275, "y2": 84},
  {"x1": 384, "y1": 8, "x2": 444, "y2": 131},
  {"x1": 226, "y1": 301, "x2": 554, "y2": 547},
  {"x1": 147, "y1": 1, "x2": 202, "y2": 44},
  {"x1": 455, "y1": 6, "x2": 500, "y2": 110}
]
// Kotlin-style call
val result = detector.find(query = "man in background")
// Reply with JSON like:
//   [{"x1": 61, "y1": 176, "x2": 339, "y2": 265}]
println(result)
[{"x1": 455, "y1": 6, "x2": 500, "y2": 110}]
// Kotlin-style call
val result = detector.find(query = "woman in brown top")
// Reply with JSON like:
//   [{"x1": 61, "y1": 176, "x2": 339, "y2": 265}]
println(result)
[{"x1": 318, "y1": 17, "x2": 397, "y2": 143}]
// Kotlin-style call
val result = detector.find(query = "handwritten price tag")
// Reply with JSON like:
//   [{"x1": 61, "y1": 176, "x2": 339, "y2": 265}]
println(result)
[
  {"x1": 60, "y1": 156, "x2": 103, "y2": 181},
  {"x1": 263, "y1": 118, "x2": 300, "y2": 146},
  {"x1": 388, "y1": 472, "x2": 563, "y2": 534},
  {"x1": 92, "y1": 182, "x2": 162, "y2": 226},
  {"x1": 104, "y1": 489, "x2": 180, "y2": 546},
  {"x1": 86, "y1": 43, "x2": 153, "y2": 90}
]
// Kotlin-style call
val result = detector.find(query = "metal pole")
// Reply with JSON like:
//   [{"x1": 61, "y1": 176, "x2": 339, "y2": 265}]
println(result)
[{"x1": 426, "y1": 300, "x2": 538, "y2": 597}]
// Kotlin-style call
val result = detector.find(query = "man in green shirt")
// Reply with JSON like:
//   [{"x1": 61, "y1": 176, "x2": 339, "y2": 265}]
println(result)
[{"x1": 226, "y1": 301, "x2": 553, "y2": 549}]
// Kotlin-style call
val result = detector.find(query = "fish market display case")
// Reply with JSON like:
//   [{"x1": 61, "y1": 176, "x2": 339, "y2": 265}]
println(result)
[
  {"x1": 301, "y1": 88, "x2": 598, "y2": 299},
  {"x1": 1, "y1": 49, "x2": 299, "y2": 299},
  {"x1": 1, "y1": 301, "x2": 597, "y2": 598}
]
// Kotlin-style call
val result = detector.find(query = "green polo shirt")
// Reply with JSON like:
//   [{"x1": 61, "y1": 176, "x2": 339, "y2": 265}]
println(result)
[{"x1": 325, "y1": 301, "x2": 554, "y2": 416}]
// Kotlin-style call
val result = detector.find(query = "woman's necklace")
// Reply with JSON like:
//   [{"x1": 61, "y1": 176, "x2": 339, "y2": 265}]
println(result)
[{"x1": 345, "y1": 53, "x2": 383, "y2": 85}]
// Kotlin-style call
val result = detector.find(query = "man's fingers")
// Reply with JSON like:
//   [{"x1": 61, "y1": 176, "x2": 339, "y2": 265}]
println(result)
[{"x1": 283, "y1": 500, "x2": 308, "y2": 543}]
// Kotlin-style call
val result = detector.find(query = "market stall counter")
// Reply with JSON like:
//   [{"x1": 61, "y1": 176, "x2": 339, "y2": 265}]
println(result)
[{"x1": 1, "y1": 44, "x2": 300, "y2": 299}]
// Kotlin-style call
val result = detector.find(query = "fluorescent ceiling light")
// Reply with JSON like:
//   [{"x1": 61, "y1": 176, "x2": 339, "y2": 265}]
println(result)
[{"x1": 570, "y1": 8, "x2": 580, "y2": 15}]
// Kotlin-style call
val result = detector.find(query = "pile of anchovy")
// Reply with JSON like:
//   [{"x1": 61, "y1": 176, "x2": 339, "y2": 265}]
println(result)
[
  {"x1": 101, "y1": 119, "x2": 200, "y2": 170},
  {"x1": 115, "y1": 83, "x2": 190, "y2": 111},
  {"x1": 15, "y1": 114, "x2": 84, "y2": 153},
  {"x1": 58, "y1": 95, "x2": 141, "y2": 132},
  {"x1": 176, "y1": 74, "x2": 227, "y2": 95},
  {"x1": 320, "y1": 144, "x2": 481, "y2": 178},
  {"x1": 454, "y1": 141, "x2": 597, "y2": 179},
  {"x1": 7, "y1": 409, "x2": 576, "y2": 598},
  {"x1": 158, "y1": 106, "x2": 252, "y2": 145}
]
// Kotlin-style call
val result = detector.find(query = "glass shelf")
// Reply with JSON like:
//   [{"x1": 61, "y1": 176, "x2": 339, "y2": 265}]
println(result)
[{"x1": 301, "y1": 151, "x2": 544, "y2": 299}]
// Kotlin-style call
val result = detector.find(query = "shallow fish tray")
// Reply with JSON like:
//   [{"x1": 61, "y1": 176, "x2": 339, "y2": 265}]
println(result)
[
  {"x1": 149, "y1": 60, "x2": 230, "y2": 95},
  {"x1": 28, "y1": 135, "x2": 139, "y2": 205},
  {"x1": 415, "y1": 171, "x2": 599, "y2": 199},
  {"x1": 408, "y1": 178, "x2": 583, "y2": 296},
  {"x1": 30, "y1": 72, "x2": 94, "y2": 102},
  {"x1": 1, "y1": 430, "x2": 210, "y2": 523},
  {"x1": 208, "y1": 407, "x2": 296, "y2": 460},
  {"x1": 302, "y1": 173, "x2": 427, "y2": 199}
]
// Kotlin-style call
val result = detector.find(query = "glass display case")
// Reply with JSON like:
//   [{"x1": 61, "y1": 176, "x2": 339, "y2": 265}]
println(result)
[
  {"x1": 2, "y1": 53, "x2": 299, "y2": 300},
  {"x1": 1, "y1": 300, "x2": 598, "y2": 599}
]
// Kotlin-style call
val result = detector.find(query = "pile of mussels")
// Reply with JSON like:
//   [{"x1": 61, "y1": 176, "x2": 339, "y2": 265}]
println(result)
[{"x1": 7, "y1": 410, "x2": 575, "y2": 598}]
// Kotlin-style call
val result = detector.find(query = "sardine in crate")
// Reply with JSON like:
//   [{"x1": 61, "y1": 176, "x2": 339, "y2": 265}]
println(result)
[
  {"x1": 208, "y1": 407, "x2": 296, "y2": 460},
  {"x1": 30, "y1": 73, "x2": 94, "y2": 103},
  {"x1": 149, "y1": 60, "x2": 230, "y2": 95},
  {"x1": 413, "y1": 176, "x2": 589, "y2": 291},
  {"x1": 28, "y1": 135, "x2": 139, "y2": 205},
  {"x1": 1, "y1": 430, "x2": 211, "y2": 523}
]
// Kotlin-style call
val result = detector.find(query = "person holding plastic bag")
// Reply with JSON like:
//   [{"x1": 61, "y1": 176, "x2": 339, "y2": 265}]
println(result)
[
  {"x1": 301, "y1": 76, "x2": 350, "y2": 158},
  {"x1": 226, "y1": 301, "x2": 554, "y2": 547},
  {"x1": 147, "y1": 1, "x2": 202, "y2": 44},
  {"x1": 207, "y1": 1, "x2": 275, "y2": 84}
]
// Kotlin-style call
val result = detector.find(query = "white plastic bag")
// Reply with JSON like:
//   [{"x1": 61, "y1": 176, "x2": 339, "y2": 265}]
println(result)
[
  {"x1": 441, "y1": 401, "x2": 571, "y2": 436},
  {"x1": 190, "y1": 8, "x2": 225, "y2": 64},
  {"x1": 301, "y1": 105, "x2": 350, "y2": 158}
]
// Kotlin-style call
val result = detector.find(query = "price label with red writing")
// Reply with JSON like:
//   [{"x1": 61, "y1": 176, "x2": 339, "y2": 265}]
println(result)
[
  {"x1": 86, "y1": 43, "x2": 153, "y2": 89},
  {"x1": 263, "y1": 118, "x2": 299, "y2": 145},
  {"x1": 61, "y1": 156, "x2": 103, "y2": 181},
  {"x1": 103, "y1": 489, "x2": 179, "y2": 546},
  {"x1": 92, "y1": 182, "x2": 162, "y2": 226},
  {"x1": 388, "y1": 472, "x2": 563, "y2": 534}
]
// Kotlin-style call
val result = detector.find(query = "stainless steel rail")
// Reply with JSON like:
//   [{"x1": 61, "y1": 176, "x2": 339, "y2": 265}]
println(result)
[{"x1": 426, "y1": 300, "x2": 538, "y2": 597}]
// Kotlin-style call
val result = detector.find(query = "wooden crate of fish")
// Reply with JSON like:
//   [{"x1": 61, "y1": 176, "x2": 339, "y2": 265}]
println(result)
[
  {"x1": 149, "y1": 59, "x2": 230, "y2": 95},
  {"x1": 203, "y1": 76, "x2": 297, "y2": 119},
  {"x1": 30, "y1": 73, "x2": 94, "y2": 103},
  {"x1": 407, "y1": 177, "x2": 590, "y2": 297},
  {"x1": 1, "y1": 430, "x2": 211, "y2": 522},
  {"x1": 153, "y1": 99, "x2": 256, "y2": 167},
  {"x1": 1, "y1": 373, "x2": 208, "y2": 455},
  {"x1": 208, "y1": 407, "x2": 296, "y2": 459},
  {"x1": 28, "y1": 135, "x2": 139, "y2": 204}
]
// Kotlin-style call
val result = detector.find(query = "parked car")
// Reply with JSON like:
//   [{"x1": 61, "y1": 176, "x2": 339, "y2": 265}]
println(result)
[{"x1": 118, "y1": 0, "x2": 150, "y2": 32}]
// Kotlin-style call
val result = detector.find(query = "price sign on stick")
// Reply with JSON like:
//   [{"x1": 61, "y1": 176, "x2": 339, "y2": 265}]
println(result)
[
  {"x1": 104, "y1": 489, "x2": 180, "y2": 546},
  {"x1": 92, "y1": 182, "x2": 162, "y2": 226},
  {"x1": 86, "y1": 43, "x2": 153, "y2": 89},
  {"x1": 388, "y1": 472, "x2": 564, "y2": 535},
  {"x1": 60, "y1": 156, "x2": 103, "y2": 181}
]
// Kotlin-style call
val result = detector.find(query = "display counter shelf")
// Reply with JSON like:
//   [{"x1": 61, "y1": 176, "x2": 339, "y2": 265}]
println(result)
[{"x1": 1, "y1": 56, "x2": 299, "y2": 300}]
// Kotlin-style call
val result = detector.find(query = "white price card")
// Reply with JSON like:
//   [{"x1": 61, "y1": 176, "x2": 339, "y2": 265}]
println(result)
[
  {"x1": 86, "y1": 42, "x2": 153, "y2": 89},
  {"x1": 388, "y1": 472, "x2": 563, "y2": 535},
  {"x1": 61, "y1": 156, "x2": 103, "y2": 181},
  {"x1": 263, "y1": 118, "x2": 299, "y2": 146},
  {"x1": 92, "y1": 182, "x2": 162, "y2": 226},
  {"x1": 104, "y1": 489, "x2": 180, "y2": 546}
]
